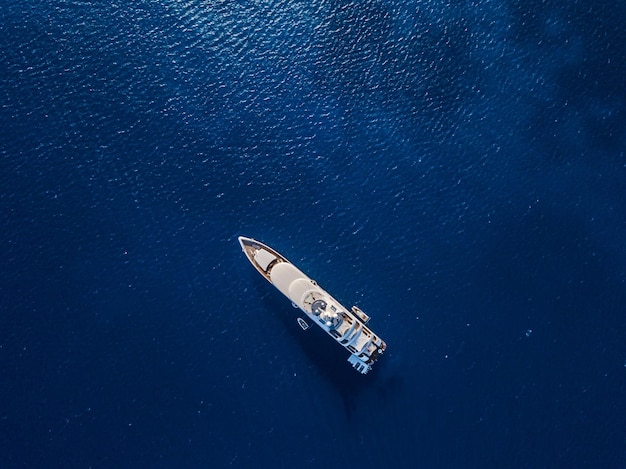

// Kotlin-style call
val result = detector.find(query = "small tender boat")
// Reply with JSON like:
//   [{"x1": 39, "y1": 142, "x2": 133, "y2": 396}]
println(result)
[
  {"x1": 297, "y1": 318, "x2": 310, "y2": 331},
  {"x1": 239, "y1": 236, "x2": 387, "y2": 374}
]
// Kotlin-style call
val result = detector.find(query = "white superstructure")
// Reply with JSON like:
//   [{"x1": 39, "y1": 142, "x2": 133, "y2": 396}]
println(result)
[{"x1": 239, "y1": 236, "x2": 387, "y2": 374}]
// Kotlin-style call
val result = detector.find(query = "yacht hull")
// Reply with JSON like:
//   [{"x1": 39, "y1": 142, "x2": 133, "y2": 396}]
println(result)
[{"x1": 239, "y1": 236, "x2": 386, "y2": 374}]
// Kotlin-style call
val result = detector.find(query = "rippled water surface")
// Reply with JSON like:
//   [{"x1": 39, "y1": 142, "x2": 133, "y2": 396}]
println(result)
[{"x1": 2, "y1": 0, "x2": 625, "y2": 466}]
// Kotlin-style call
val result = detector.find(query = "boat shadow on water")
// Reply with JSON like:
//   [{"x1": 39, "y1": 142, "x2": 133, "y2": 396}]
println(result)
[{"x1": 258, "y1": 282, "x2": 403, "y2": 419}]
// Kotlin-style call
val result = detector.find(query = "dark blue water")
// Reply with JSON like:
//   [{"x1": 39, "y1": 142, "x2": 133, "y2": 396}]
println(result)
[{"x1": 2, "y1": 0, "x2": 625, "y2": 467}]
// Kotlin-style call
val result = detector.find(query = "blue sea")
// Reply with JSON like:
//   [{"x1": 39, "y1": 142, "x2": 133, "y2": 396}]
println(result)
[{"x1": 1, "y1": 0, "x2": 625, "y2": 467}]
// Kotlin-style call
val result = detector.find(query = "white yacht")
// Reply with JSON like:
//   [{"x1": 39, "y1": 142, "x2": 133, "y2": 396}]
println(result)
[{"x1": 238, "y1": 236, "x2": 387, "y2": 374}]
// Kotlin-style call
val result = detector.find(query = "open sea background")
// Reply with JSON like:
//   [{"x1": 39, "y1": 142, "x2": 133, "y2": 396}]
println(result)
[{"x1": 1, "y1": 0, "x2": 625, "y2": 467}]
